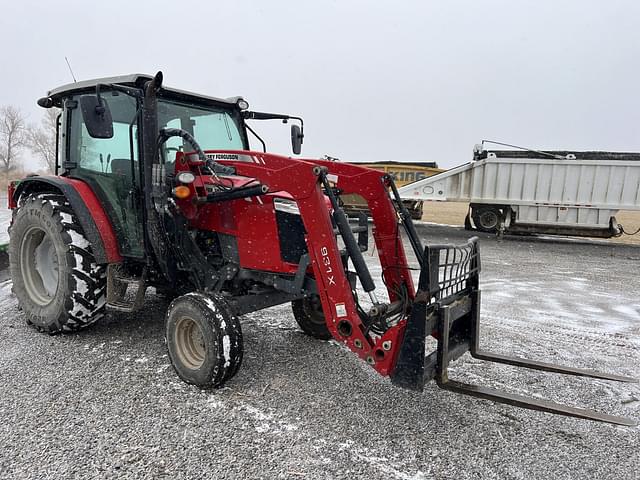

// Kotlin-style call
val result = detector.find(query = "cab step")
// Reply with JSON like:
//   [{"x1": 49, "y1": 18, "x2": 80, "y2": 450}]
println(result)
[{"x1": 106, "y1": 264, "x2": 147, "y2": 313}]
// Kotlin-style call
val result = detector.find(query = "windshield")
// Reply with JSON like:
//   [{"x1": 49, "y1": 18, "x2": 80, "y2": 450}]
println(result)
[{"x1": 157, "y1": 98, "x2": 247, "y2": 155}]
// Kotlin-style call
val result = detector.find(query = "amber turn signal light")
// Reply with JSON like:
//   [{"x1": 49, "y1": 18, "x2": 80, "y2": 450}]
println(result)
[{"x1": 173, "y1": 185, "x2": 191, "y2": 199}]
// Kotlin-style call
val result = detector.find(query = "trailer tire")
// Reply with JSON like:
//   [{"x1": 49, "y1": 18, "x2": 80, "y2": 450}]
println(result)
[
  {"x1": 472, "y1": 205, "x2": 501, "y2": 233},
  {"x1": 9, "y1": 193, "x2": 107, "y2": 333},
  {"x1": 166, "y1": 292, "x2": 243, "y2": 387},
  {"x1": 292, "y1": 295, "x2": 332, "y2": 340}
]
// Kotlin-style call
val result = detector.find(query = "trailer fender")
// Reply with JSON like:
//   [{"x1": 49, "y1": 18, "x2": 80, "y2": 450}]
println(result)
[{"x1": 12, "y1": 176, "x2": 122, "y2": 264}]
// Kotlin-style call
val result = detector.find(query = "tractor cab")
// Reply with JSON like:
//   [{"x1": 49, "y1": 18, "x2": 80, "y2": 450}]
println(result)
[{"x1": 37, "y1": 73, "x2": 301, "y2": 261}]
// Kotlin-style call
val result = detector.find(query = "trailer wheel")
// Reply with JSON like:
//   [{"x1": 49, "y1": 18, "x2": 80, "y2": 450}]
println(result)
[
  {"x1": 9, "y1": 193, "x2": 107, "y2": 333},
  {"x1": 292, "y1": 295, "x2": 332, "y2": 340},
  {"x1": 472, "y1": 205, "x2": 501, "y2": 233},
  {"x1": 166, "y1": 292, "x2": 243, "y2": 387}
]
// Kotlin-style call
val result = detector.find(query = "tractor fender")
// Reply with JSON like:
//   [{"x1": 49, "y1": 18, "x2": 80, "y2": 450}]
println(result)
[{"x1": 12, "y1": 176, "x2": 123, "y2": 264}]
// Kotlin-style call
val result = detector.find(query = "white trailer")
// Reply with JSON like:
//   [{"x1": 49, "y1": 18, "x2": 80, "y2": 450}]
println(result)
[{"x1": 398, "y1": 145, "x2": 640, "y2": 237}]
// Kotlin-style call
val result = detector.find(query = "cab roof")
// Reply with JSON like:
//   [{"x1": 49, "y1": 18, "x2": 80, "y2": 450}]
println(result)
[{"x1": 45, "y1": 73, "x2": 243, "y2": 108}]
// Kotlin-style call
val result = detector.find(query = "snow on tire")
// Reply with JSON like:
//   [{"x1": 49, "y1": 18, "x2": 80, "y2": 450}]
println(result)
[
  {"x1": 166, "y1": 292, "x2": 243, "y2": 387},
  {"x1": 9, "y1": 193, "x2": 107, "y2": 333}
]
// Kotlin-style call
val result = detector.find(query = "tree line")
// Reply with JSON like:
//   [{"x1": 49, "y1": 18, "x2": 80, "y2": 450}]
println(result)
[{"x1": 0, "y1": 105, "x2": 58, "y2": 176}]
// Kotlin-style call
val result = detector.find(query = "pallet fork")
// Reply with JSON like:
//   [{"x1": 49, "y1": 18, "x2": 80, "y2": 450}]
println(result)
[{"x1": 390, "y1": 237, "x2": 637, "y2": 426}]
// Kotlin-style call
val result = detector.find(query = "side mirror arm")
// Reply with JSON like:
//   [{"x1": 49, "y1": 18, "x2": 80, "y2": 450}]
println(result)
[{"x1": 95, "y1": 84, "x2": 105, "y2": 115}]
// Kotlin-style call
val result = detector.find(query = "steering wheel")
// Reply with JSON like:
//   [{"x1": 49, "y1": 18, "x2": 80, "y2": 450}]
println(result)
[{"x1": 158, "y1": 128, "x2": 234, "y2": 175}]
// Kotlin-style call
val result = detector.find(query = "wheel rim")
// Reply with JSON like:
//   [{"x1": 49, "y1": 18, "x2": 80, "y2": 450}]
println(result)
[
  {"x1": 478, "y1": 210, "x2": 499, "y2": 230},
  {"x1": 19, "y1": 226, "x2": 59, "y2": 306},
  {"x1": 174, "y1": 316, "x2": 206, "y2": 369}
]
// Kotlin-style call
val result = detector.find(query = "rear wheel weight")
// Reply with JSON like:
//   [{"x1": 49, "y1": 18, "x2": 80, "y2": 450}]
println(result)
[
  {"x1": 292, "y1": 295, "x2": 332, "y2": 340},
  {"x1": 166, "y1": 293, "x2": 243, "y2": 387},
  {"x1": 9, "y1": 193, "x2": 107, "y2": 333}
]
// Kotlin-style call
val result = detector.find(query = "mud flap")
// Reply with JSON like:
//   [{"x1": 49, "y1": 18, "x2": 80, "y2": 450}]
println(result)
[{"x1": 391, "y1": 237, "x2": 638, "y2": 426}]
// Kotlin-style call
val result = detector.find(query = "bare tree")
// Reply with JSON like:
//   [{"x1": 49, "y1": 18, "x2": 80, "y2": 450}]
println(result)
[
  {"x1": 28, "y1": 108, "x2": 60, "y2": 173},
  {"x1": 0, "y1": 105, "x2": 27, "y2": 175}
]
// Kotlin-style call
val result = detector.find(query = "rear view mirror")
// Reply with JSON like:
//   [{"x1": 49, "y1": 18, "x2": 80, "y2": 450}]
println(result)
[
  {"x1": 291, "y1": 124, "x2": 303, "y2": 155},
  {"x1": 80, "y1": 95, "x2": 113, "y2": 139}
]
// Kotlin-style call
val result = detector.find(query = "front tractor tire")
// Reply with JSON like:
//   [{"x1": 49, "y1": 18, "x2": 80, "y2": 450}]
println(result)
[
  {"x1": 166, "y1": 293, "x2": 243, "y2": 387},
  {"x1": 292, "y1": 295, "x2": 332, "y2": 340},
  {"x1": 9, "y1": 193, "x2": 107, "y2": 333}
]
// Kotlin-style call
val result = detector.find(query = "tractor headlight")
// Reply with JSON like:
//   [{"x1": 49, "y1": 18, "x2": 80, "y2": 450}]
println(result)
[
  {"x1": 176, "y1": 171, "x2": 196, "y2": 184},
  {"x1": 237, "y1": 99, "x2": 249, "y2": 110}
]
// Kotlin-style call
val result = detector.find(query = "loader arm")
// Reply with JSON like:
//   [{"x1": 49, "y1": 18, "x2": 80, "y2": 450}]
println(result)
[
  {"x1": 178, "y1": 149, "x2": 637, "y2": 426},
  {"x1": 201, "y1": 150, "x2": 414, "y2": 374}
]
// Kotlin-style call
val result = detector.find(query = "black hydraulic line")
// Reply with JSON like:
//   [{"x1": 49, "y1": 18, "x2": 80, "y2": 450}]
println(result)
[
  {"x1": 205, "y1": 184, "x2": 268, "y2": 203},
  {"x1": 159, "y1": 128, "x2": 207, "y2": 162},
  {"x1": 386, "y1": 175, "x2": 425, "y2": 269},
  {"x1": 321, "y1": 175, "x2": 376, "y2": 293}
]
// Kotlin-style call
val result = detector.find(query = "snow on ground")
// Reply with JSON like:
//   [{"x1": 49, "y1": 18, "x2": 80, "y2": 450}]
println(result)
[{"x1": 0, "y1": 222, "x2": 638, "y2": 479}]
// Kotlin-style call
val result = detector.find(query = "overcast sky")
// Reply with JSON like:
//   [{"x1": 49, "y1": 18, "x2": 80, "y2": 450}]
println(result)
[{"x1": 1, "y1": 0, "x2": 639, "y2": 170}]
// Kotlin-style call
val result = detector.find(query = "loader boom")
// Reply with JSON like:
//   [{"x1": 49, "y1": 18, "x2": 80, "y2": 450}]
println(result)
[{"x1": 176, "y1": 151, "x2": 416, "y2": 374}]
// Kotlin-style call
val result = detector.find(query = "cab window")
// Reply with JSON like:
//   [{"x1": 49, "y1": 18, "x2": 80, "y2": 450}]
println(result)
[
  {"x1": 67, "y1": 91, "x2": 143, "y2": 257},
  {"x1": 69, "y1": 93, "x2": 139, "y2": 177}
]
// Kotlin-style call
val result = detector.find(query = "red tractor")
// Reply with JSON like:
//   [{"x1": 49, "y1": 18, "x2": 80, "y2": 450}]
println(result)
[{"x1": 8, "y1": 72, "x2": 636, "y2": 425}]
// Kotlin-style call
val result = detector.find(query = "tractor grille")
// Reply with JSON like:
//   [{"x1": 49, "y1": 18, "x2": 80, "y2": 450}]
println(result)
[{"x1": 274, "y1": 207, "x2": 307, "y2": 264}]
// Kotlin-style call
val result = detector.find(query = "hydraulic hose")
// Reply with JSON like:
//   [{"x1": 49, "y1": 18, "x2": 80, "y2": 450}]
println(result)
[{"x1": 321, "y1": 176, "x2": 376, "y2": 294}]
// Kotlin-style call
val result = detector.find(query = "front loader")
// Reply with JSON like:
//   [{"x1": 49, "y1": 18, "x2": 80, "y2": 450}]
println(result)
[{"x1": 7, "y1": 72, "x2": 637, "y2": 426}]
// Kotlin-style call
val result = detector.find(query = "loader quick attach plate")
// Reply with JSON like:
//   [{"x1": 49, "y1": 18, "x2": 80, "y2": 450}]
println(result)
[{"x1": 391, "y1": 237, "x2": 638, "y2": 426}]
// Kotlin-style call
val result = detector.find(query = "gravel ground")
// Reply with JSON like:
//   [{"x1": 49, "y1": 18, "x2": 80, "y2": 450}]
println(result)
[{"x1": 0, "y1": 224, "x2": 638, "y2": 480}]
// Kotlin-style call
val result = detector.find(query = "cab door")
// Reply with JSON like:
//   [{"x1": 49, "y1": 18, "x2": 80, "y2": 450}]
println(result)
[{"x1": 66, "y1": 91, "x2": 144, "y2": 258}]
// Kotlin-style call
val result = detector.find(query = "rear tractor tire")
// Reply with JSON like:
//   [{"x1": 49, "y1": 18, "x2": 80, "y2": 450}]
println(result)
[
  {"x1": 292, "y1": 295, "x2": 332, "y2": 340},
  {"x1": 166, "y1": 293, "x2": 243, "y2": 387},
  {"x1": 9, "y1": 193, "x2": 107, "y2": 333}
]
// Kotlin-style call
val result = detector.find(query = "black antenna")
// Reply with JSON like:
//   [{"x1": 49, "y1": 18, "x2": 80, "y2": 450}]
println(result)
[{"x1": 64, "y1": 56, "x2": 77, "y2": 83}]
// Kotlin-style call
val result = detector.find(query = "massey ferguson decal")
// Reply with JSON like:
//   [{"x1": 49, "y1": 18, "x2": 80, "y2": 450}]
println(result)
[{"x1": 206, "y1": 153, "x2": 255, "y2": 163}]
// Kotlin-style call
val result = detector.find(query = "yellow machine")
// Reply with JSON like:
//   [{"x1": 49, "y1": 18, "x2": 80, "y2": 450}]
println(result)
[{"x1": 341, "y1": 161, "x2": 443, "y2": 219}]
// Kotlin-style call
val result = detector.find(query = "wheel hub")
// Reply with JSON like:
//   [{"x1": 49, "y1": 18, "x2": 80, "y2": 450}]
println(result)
[
  {"x1": 20, "y1": 226, "x2": 60, "y2": 306},
  {"x1": 479, "y1": 211, "x2": 499, "y2": 229},
  {"x1": 174, "y1": 316, "x2": 206, "y2": 369}
]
